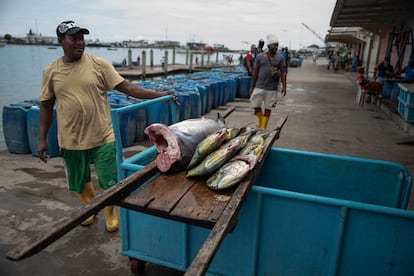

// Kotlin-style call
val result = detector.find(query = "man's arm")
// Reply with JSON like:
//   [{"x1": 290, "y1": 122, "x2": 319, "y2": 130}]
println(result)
[
  {"x1": 280, "y1": 57, "x2": 287, "y2": 96},
  {"x1": 280, "y1": 69, "x2": 287, "y2": 96},
  {"x1": 249, "y1": 65, "x2": 259, "y2": 96},
  {"x1": 115, "y1": 80, "x2": 176, "y2": 100}
]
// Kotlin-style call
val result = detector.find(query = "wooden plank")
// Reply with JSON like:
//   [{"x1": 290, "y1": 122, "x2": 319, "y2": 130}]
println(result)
[
  {"x1": 184, "y1": 115, "x2": 288, "y2": 276},
  {"x1": 120, "y1": 171, "x2": 195, "y2": 213},
  {"x1": 170, "y1": 178, "x2": 233, "y2": 225},
  {"x1": 221, "y1": 106, "x2": 235, "y2": 119},
  {"x1": 394, "y1": 136, "x2": 414, "y2": 145},
  {"x1": 6, "y1": 161, "x2": 160, "y2": 261},
  {"x1": 119, "y1": 172, "x2": 233, "y2": 228}
]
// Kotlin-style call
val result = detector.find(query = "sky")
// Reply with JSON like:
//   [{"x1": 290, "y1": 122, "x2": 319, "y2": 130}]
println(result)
[{"x1": 0, "y1": 0, "x2": 337, "y2": 50}]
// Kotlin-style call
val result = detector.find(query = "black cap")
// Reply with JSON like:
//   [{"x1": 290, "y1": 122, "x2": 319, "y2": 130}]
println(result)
[{"x1": 56, "y1": 21, "x2": 89, "y2": 37}]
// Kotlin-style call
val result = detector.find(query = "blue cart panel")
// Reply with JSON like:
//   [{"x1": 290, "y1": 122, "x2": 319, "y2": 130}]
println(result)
[{"x1": 120, "y1": 148, "x2": 413, "y2": 275}]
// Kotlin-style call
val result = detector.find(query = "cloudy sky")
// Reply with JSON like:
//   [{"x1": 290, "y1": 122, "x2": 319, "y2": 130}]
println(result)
[{"x1": 0, "y1": 0, "x2": 337, "y2": 50}]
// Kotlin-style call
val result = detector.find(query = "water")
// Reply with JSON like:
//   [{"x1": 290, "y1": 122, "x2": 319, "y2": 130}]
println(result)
[{"x1": 0, "y1": 44, "x2": 230, "y2": 151}]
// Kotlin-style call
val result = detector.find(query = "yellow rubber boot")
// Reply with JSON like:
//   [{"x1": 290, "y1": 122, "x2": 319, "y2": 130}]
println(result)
[
  {"x1": 255, "y1": 111, "x2": 263, "y2": 127},
  {"x1": 104, "y1": 206, "x2": 119, "y2": 232},
  {"x1": 77, "y1": 182, "x2": 96, "y2": 226},
  {"x1": 261, "y1": 116, "x2": 270, "y2": 130}
]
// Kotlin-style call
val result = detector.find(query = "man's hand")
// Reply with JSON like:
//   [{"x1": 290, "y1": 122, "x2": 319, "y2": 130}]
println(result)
[
  {"x1": 249, "y1": 87, "x2": 254, "y2": 96},
  {"x1": 163, "y1": 90, "x2": 176, "y2": 100},
  {"x1": 37, "y1": 141, "x2": 49, "y2": 163},
  {"x1": 281, "y1": 87, "x2": 287, "y2": 96},
  {"x1": 163, "y1": 90, "x2": 178, "y2": 104}
]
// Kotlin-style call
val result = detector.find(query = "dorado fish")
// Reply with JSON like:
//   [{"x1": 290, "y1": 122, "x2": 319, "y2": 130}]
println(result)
[
  {"x1": 144, "y1": 117, "x2": 225, "y2": 173},
  {"x1": 223, "y1": 127, "x2": 241, "y2": 141},
  {"x1": 186, "y1": 131, "x2": 253, "y2": 177},
  {"x1": 187, "y1": 128, "x2": 228, "y2": 170},
  {"x1": 186, "y1": 137, "x2": 243, "y2": 177},
  {"x1": 238, "y1": 132, "x2": 266, "y2": 156},
  {"x1": 206, "y1": 154, "x2": 257, "y2": 190}
]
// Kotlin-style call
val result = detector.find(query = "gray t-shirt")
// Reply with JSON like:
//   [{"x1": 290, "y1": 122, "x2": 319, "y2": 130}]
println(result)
[{"x1": 253, "y1": 52, "x2": 285, "y2": 91}]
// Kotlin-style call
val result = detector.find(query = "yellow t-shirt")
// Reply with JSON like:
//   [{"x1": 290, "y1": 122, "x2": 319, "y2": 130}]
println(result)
[{"x1": 39, "y1": 54, "x2": 124, "y2": 150}]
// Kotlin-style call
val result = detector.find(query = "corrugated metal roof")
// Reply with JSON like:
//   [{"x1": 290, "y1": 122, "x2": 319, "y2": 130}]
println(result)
[{"x1": 330, "y1": 0, "x2": 414, "y2": 33}]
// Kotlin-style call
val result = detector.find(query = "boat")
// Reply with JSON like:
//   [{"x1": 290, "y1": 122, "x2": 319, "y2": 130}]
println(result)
[{"x1": 112, "y1": 58, "x2": 127, "y2": 68}]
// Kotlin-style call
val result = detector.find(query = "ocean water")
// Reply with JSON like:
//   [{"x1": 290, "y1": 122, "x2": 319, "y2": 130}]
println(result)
[{"x1": 0, "y1": 44, "x2": 228, "y2": 151}]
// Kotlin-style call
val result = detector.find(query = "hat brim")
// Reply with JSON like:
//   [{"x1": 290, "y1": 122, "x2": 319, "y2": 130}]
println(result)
[{"x1": 66, "y1": 27, "x2": 90, "y2": 36}]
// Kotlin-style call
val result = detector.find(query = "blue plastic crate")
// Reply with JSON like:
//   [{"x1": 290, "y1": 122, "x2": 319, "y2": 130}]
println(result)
[
  {"x1": 382, "y1": 79, "x2": 400, "y2": 99},
  {"x1": 26, "y1": 106, "x2": 60, "y2": 157},
  {"x1": 237, "y1": 76, "x2": 251, "y2": 98},
  {"x1": 398, "y1": 97, "x2": 414, "y2": 122},
  {"x1": 398, "y1": 83, "x2": 414, "y2": 105},
  {"x1": 2, "y1": 102, "x2": 34, "y2": 154},
  {"x1": 391, "y1": 82, "x2": 401, "y2": 102}
]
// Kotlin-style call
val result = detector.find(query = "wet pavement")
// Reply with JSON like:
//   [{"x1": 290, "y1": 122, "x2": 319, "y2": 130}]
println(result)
[{"x1": 1, "y1": 57, "x2": 413, "y2": 275}]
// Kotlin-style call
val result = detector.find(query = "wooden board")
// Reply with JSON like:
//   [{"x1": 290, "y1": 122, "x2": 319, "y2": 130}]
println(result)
[
  {"x1": 119, "y1": 171, "x2": 233, "y2": 228},
  {"x1": 6, "y1": 162, "x2": 160, "y2": 261}
]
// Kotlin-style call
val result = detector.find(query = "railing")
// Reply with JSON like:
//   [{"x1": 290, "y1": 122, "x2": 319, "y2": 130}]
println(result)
[{"x1": 110, "y1": 95, "x2": 176, "y2": 180}]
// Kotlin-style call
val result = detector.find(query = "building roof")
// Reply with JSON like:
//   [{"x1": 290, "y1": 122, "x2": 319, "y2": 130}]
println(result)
[
  {"x1": 329, "y1": 0, "x2": 414, "y2": 34},
  {"x1": 326, "y1": 27, "x2": 371, "y2": 44}
]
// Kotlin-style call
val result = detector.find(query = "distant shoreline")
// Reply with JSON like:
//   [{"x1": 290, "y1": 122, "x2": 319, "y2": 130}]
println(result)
[{"x1": 1, "y1": 41, "x2": 240, "y2": 53}]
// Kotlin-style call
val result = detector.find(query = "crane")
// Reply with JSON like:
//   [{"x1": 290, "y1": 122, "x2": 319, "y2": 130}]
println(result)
[{"x1": 301, "y1": 22, "x2": 326, "y2": 46}]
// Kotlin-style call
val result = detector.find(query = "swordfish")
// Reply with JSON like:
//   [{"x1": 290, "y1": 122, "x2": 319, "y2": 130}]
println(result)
[{"x1": 144, "y1": 116, "x2": 226, "y2": 173}]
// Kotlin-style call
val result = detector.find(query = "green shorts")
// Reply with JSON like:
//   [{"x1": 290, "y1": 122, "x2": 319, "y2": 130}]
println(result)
[{"x1": 62, "y1": 142, "x2": 118, "y2": 193}]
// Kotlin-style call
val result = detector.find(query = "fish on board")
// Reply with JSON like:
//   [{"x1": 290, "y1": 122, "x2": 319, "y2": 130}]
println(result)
[
  {"x1": 206, "y1": 133, "x2": 266, "y2": 190},
  {"x1": 187, "y1": 127, "x2": 228, "y2": 170},
  {"x1": 144, "y1": 116, "x2": 225, "y2": 173},
  {"x1": 206, "y1": 154, "x2": 258, "y2": 191},
  {"x1": 186, "y1": 131, "x2": 253, "y2": 177},
  {"x1": 186, "y1": 138, "x2": 243, "y2": 177},
  {"x1": 223, "y1": 127, "x2": 241, "y2": 141},
  {"x1": 238, "y1": 132, "x2": 266, "y2": 156},
  {"x1": 222, "y1": 121, "x2": 254, "y2": 142}
]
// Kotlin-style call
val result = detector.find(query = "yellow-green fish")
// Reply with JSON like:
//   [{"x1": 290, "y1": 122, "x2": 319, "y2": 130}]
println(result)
[
  {"x1": 206, "y1": 154, "x2": 257, "y2": 190},
  {"x1": 238, "y1": 132, "x2": 265, "y2": 156},
  {"x1": 187, "y1": 128, "x2": 228, "y2": 169},
  {"x1": 186, "y1": 138, "x2": 243, "y2": 177}
]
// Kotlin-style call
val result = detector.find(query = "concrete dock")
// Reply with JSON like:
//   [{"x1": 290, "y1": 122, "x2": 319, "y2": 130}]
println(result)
[{"x1": 1, "y1": 57, "x2": 413, "y2": 275}]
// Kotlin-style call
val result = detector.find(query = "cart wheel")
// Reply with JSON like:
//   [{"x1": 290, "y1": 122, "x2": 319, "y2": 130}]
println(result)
[{"x1": 130, "y1": 258, "x2": 146, "y2": 275}]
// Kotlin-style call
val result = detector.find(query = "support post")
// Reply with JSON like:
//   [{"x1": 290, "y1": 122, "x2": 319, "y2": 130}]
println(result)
[
  {"x1": 141, "y1": 50, "x2": 146, "y2": 80},
  {"x1": 128, "y1": 48, "x2": 132, "y2": 69},
  {"x1": 150, "y1": 49, "x2": 154, "y2": 68}
]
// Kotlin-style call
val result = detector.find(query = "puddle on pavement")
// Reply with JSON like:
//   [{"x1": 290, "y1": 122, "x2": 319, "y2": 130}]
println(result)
[{"x1": 14, "y1": 167, "x2": 65, "y2": 180}]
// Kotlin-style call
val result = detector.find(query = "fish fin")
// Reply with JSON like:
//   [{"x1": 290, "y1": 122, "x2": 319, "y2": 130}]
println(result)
[{"x1": 216, "y1": 112, "x2": 226, "y2": 126}]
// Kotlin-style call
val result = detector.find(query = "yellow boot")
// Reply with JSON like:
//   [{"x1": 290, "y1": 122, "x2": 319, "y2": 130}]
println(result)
[
  {"x1": 255, "y1": 110, "x2": 263, "y2": 127},
  {"x1": 261, "y1": 115, "x2": 270, "y2": 130},
  {"x1": 77, "y1": 182, "x2": 96, "y2": 226},
  {"x1": 104, "y1": 206, "x2": 119, "y2": 232}
]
